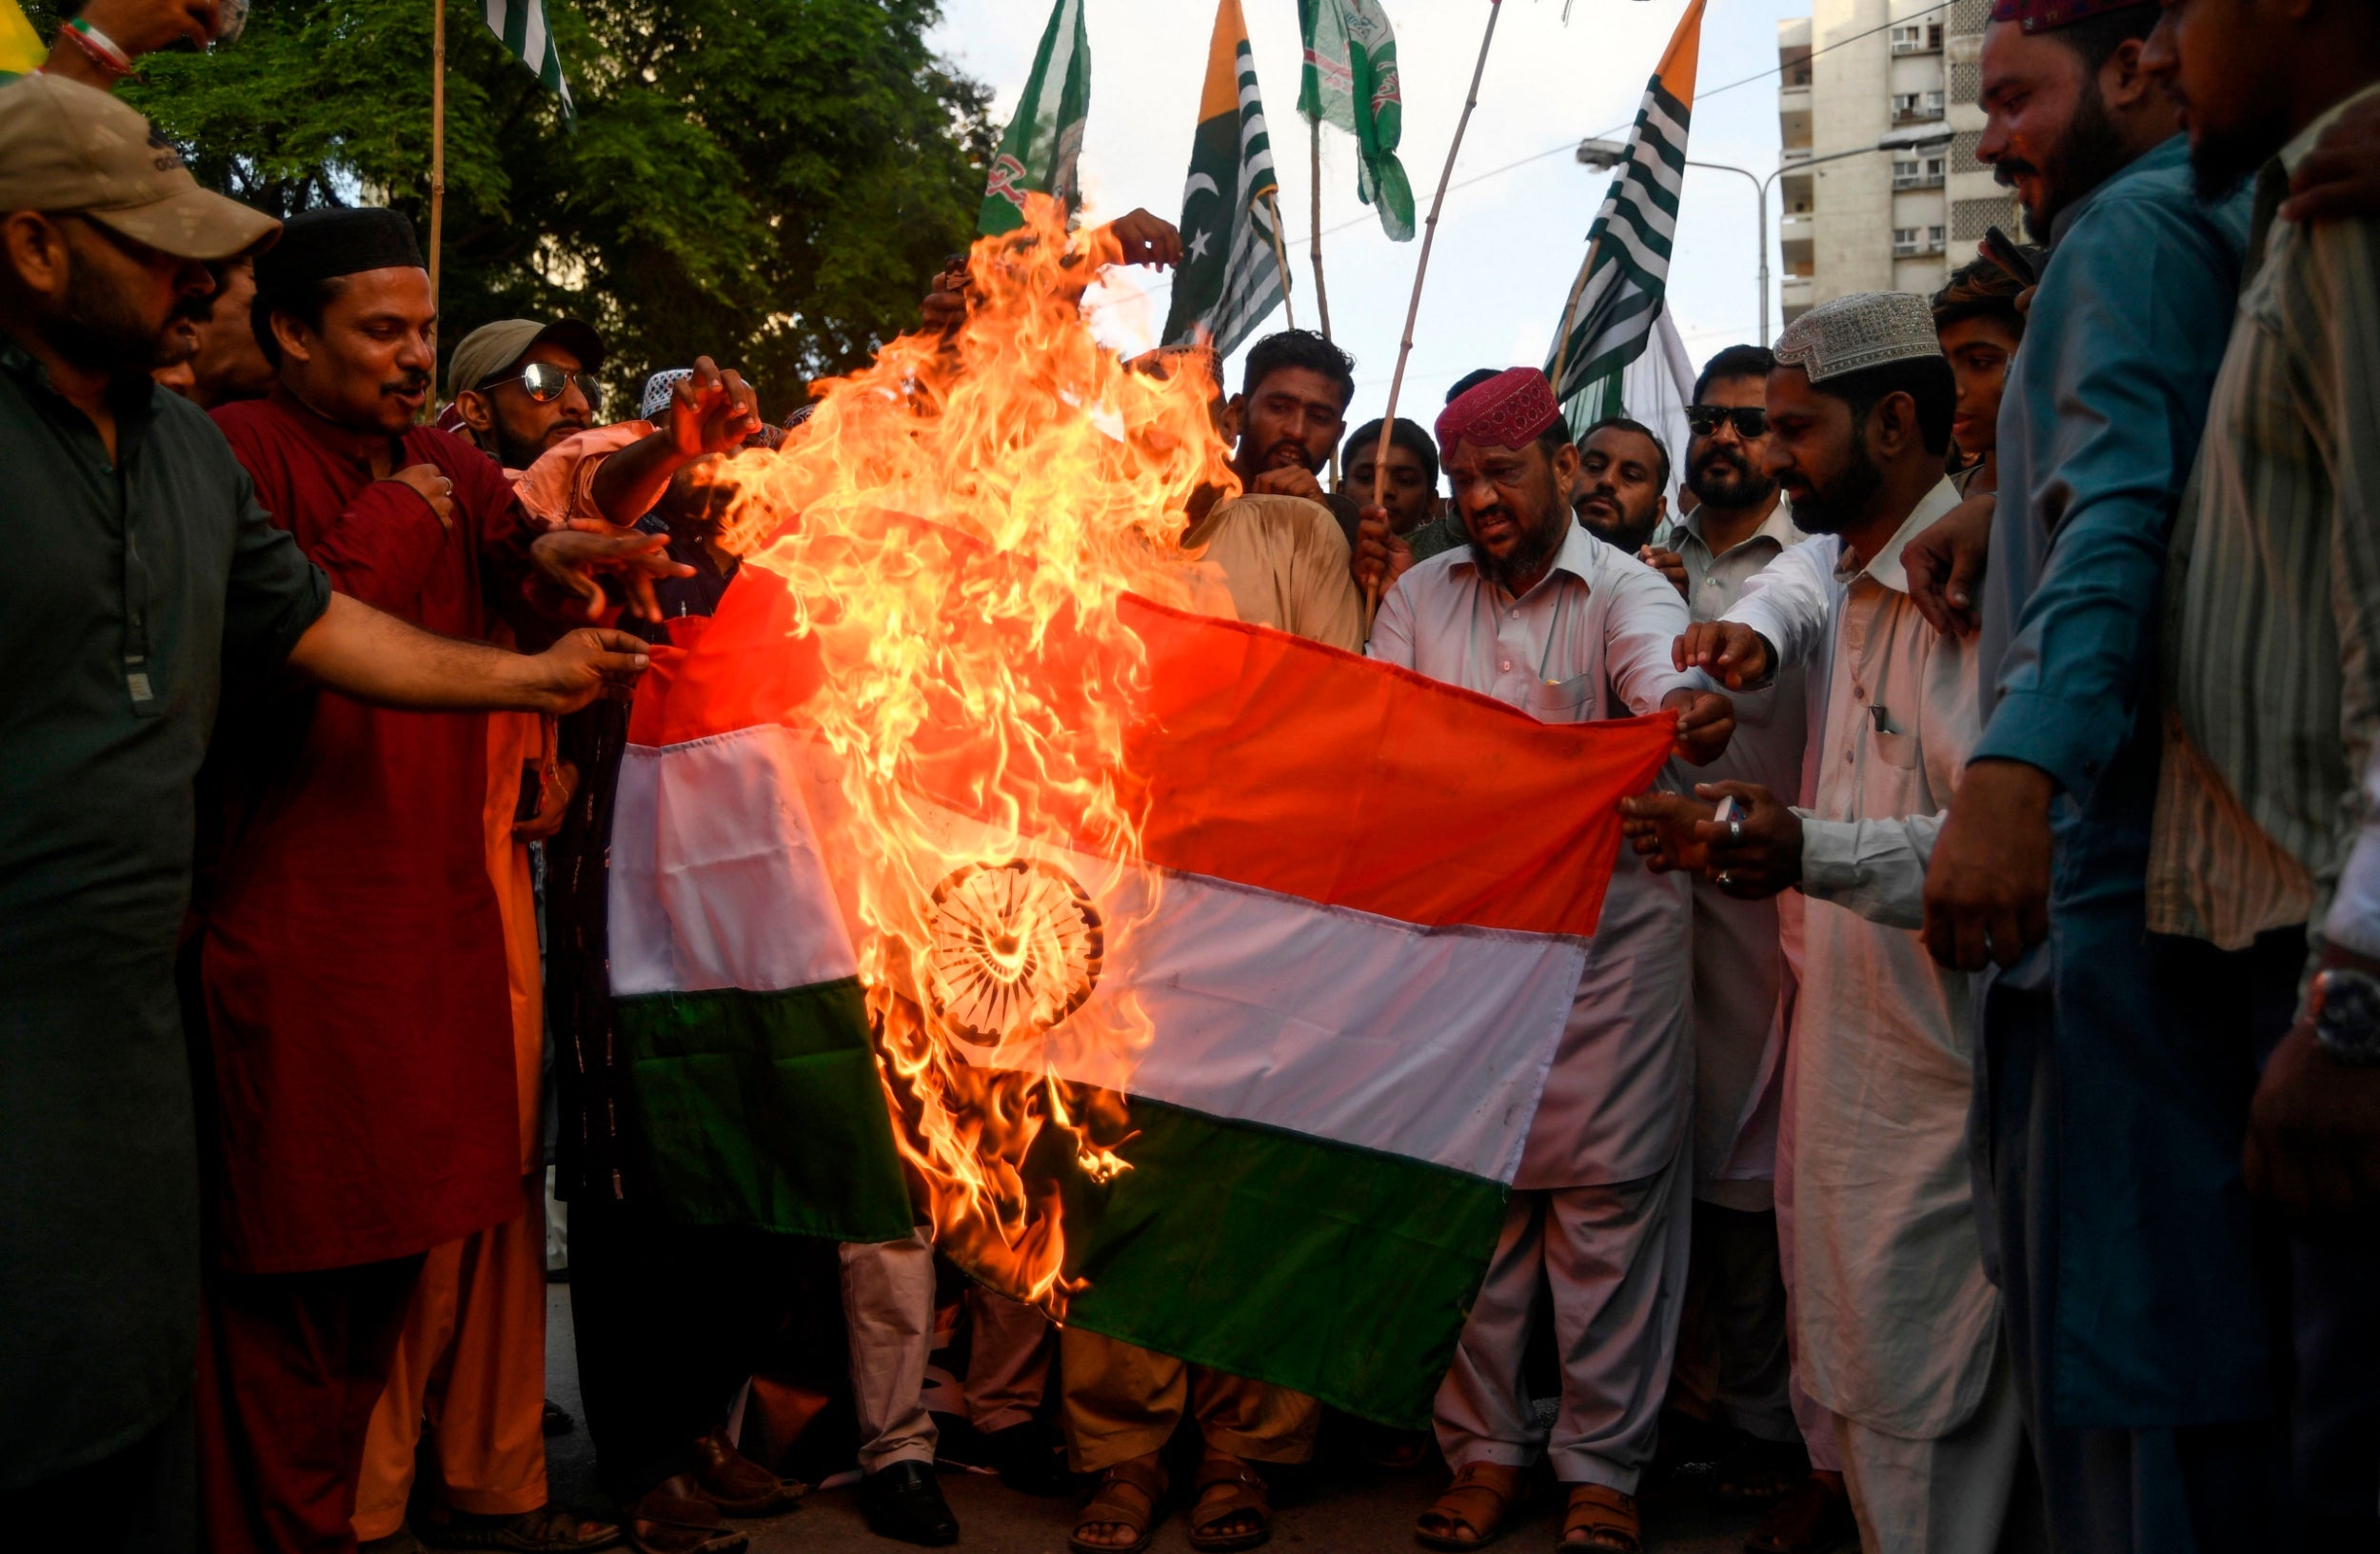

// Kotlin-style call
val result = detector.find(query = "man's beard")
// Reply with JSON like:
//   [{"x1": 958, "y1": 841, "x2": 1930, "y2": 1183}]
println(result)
[
  {"x1": 42, "y1": 256, "x2": 197, "y2": 375},
  {"x1": 1468, "y1": 501, "x2": 1569, "y2": 592},
  {"x1": 494, "y1": 417, "x2": 583, "y2": 470},
  {"x1": 1782, "y1": 440, "x2": 1883, "y2": 536},
  {"x1": 1994, "y1": 78, "x2": 2135, "y2": 241},
  {"x1": 1686, "y1": 446, "x2": 1777, "y2": 513},
  {"x1": 1577, "y1": 498, "x2": 1661, "y2": 554},
  {"x1": 2187, "y1": 110, "x2": 2289, "y2": 203}
]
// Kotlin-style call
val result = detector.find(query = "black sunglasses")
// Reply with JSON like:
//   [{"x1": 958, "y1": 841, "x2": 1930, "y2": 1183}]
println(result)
[
  {"x1": 1686, "y1": 405, "x2": 1768, "y2": 438},
  {"x1": 486, "y1": 362, "x2": 605, "y2": 411}
]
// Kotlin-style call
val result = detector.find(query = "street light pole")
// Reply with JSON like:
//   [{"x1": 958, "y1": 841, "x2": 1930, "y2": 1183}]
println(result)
[{"x1": 1684, "y1": 161, "x2": 1767, "y2": 344}]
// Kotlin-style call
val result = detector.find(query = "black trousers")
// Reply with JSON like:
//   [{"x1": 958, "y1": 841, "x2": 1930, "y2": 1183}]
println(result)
[{"x1": 565, "y1": 1198, "x2": 813, "y2": 1503}]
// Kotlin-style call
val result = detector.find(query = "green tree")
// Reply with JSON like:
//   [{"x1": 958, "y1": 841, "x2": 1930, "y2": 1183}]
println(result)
[{"x1": 35, "y1": 0, "x2": 995, "y2": 414}]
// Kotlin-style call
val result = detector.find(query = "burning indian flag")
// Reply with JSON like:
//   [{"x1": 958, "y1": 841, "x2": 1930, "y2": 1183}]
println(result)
[{"x1": 599, "y1": 197, "x2": 1676, "y2": 1427}]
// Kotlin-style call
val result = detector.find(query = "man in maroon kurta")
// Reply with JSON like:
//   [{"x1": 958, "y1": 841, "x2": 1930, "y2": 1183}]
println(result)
[{"x1": 193, "y1": 208, "x2": 756, "y2": 1554}]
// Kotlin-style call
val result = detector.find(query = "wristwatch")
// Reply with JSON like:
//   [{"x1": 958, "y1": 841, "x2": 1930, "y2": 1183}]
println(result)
[{"x1": 2309, "y1": 966, "x2": 2380, "y2": 1066}]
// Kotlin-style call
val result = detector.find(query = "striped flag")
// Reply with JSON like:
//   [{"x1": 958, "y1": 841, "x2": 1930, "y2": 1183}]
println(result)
[
  {"x1": 1545, "y1": 0, "x2": 1705, "y2": 424},
  {"x1": 979, "y1": 0, "x2": 1093, "y2": 236},
  {"x1": 1161, "y1": 0, "x2": 1287, "y2": 359},
  {"x1": 483, "y1": 0, "x2": 574, "y2": 121},
  {"x1": 619, "y1": 555, "x2": 1677, "y2": 1424}
]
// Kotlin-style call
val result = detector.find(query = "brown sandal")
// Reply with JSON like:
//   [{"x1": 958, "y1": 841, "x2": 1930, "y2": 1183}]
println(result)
[
  {"x1": 1187, "y1": 1454, "x2": 1273, "y2": 1552},
  {"x1": 1416, "y1": 1462, "x2": 1525, "y2": 1550},
  {"x1": 1558, "y1": 1484, "x2": 1641, "y2": 1551},
  {"x1": 1069, "y1": 1457, "x2": 1167, "y2": 1554}
]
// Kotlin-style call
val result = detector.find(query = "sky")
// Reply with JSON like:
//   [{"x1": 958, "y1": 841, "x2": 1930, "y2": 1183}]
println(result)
[{"x1": 926, "y1": 0, "x2": 1806, "y2": 435}]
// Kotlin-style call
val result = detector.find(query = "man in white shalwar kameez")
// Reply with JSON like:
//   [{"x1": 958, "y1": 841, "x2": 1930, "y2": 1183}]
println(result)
[
  {"x1": 1362, "y1": 367, "x2": 1736, "y2": 1554},
  {"x1": 1630, "y1": 294, "x2": 2039, "y2": 1554}
]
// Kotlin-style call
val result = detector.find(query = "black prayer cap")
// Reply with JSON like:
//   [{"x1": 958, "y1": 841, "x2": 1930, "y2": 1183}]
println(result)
[{"x1": 253, "y1": 207, "x2": 424, "y2": 295}]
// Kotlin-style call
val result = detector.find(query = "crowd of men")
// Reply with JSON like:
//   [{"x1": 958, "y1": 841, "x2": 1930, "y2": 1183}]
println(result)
[{"x1": 6, "y1": 0, "x2": 2380, "y2": 1552}]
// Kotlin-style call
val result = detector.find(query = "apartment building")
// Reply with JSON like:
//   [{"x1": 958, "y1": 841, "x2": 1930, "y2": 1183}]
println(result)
[{"x1": 1777, "y1": 0, "x2": 2021, "y2": 328}]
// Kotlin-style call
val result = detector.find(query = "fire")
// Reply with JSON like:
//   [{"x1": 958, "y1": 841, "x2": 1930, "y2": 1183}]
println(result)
[{"x1": 704, "y1": 196, "x2": 1236, "y2": 1312}]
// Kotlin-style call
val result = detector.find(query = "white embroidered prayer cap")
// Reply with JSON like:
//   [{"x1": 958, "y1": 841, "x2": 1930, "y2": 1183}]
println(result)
[{"x1": 1772, "y1": 291, "x2": 1944, "y2": 383}]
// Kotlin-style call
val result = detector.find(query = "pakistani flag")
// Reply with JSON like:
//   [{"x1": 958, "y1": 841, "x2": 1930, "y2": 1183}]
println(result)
[
  {"x1": 1546, "y1": 0, "x2": 1705, "y2": 424},
  {"x1": 483, "y1": 0, "x2": 573, "y2": 121},
  {"x1": 980, "y1": 0, "x2": 1092, "y2": 236},
  {"x1": 1297, "y1": 0, "x2": 1415, "y2": 242},
  {"x1": 1161, "y1": 0, "x2": 1286, "y2": 359}
]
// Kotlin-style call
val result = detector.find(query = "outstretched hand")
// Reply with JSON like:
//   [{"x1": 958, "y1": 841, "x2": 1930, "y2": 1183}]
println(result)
[
  {"x1": 1672, "y1": 622, "x2": 1771, "y2": 690},
  {"x1": 518, "y1": 629, "x2": 653, "y2": 714},
  {"x1": 665, "y1": 356, "x2": 762, "y2": 462},
  {"x1": 1104, "y1": 209, "x2": 1185, "y2": 269},
  {"x1": 1663, "y1": 688, "x2": 1735, "y2": 766},
  {"x1": 531, "y1": 528, "x2": 697, "y2": 624}
]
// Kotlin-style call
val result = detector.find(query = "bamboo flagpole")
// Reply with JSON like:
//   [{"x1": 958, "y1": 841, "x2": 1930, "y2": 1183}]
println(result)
[
  {"x1": 1362, "y1": 0, "x2": 1504, "y2": 636},
  {"x1": 427, "y1": 0, "x2": 446, "y2": 381},
  {"x1": 1262, "y1": 191, "x2": 1298, "y2": 332},
  {"x1": 1309, "y1": 116, "x2": 1334, "y2": 340}
]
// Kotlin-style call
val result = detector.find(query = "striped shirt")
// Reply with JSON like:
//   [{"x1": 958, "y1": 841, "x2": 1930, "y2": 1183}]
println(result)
[{"x1": 2148, "y1": 80, "x2": 2380, "y2": 951}]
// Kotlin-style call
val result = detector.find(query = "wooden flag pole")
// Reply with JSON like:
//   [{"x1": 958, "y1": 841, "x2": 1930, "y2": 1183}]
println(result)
[
  {"x1": 1363, "y1": 0, "x2": 1504, "y2": 638},
  {"x1": 1263, "y1": 191, "x2": 1298, "y2": 332},
  {"x1": 1311, "y1": 117, "x2": 1339, "y2": 487},
  {"x1": 1548, "y1": 232, "x2": 1601, "y2": 408},
  {"x1": 1309, "y1": 117, "x2": 1334, "y2": 341},
  {"x1": 427, "y1": 0, "x2": 446, "y2": 386}
]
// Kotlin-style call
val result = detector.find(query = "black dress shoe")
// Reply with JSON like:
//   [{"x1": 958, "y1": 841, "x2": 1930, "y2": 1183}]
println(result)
[
  {"x1": 856, "y1": 1461, "x2": 959, "y2": 1547},
  {"x1": 979, "y1": 1419, "x2": 1073, "y2": 1497}
]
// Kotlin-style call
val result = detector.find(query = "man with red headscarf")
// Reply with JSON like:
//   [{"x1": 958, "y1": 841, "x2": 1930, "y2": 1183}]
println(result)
[{"x1": 1366, "y1": 369, "x2": 1734, "y2": 1554}]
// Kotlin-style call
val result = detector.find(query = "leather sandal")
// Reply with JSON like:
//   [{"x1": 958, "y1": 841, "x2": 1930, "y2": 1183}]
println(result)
[
  {"x1": 1558, "y1": 1484, "x2": 1641, "y2": 1552},
  {"x1": 1187, "y1": 1454, "x2": 1273, "y2": 1552},
  {"x1": 1069, "y1": 1456, "x2": 1167, "y2": 1554},
  {"x1": 620, "y1": 1476, "x2": 747, "y2": 1554},
  {"x1": 687, "y1": 1428, "x2": 801, "y2": 1517},
  {"x1": 1416, "y1": 1462, "x2": 1525, "y2": 1550}
]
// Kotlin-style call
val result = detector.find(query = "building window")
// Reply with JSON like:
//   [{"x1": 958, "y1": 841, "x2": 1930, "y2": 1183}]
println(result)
[
  {"x1": 1893, "y1": 155, "x2": 1948, "y2": 189},
  {"x1": 1890, "y1": 21, "x2": 1944, "y2": 52},
  {"x1": 1893, "y1": 90, "x2": 1947, "y2": 124},
  {"x1": 1893, "y1": 226, "x2": 1947, "y2": 257}
]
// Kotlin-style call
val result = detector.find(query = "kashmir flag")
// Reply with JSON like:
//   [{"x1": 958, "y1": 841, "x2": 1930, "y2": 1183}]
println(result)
[
  {"x1": 1298, "y1": 0, "x2": 1415, "y2": 242},
  {"x1": 621, "y1": 555, "x2": 1677, "y2": 1424},
  {"x1": 0, "y1": 0, "x2": 45, "y2": 79},
  {"x1": 1161, "y1": 0, "x2": 1288, "y2": 358},
  {"x1": 482, "y1": 0, "x2": 574, "y2": 121},
  {"x1": 1545, "y1": 0, "x2": 1705, "y2": 425},
  {"x1": 979, "y1": 0, "x2": 1092, "y2": 237}
]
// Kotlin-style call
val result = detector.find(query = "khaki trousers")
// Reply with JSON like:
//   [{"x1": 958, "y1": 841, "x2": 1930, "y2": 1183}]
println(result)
[
  {"x1": 353, "y1": 1175, "x2": 549, "y2": 1541},
  {"x1": 1060, "y1": 1328, "x2": 1319, "y2": 1473}
]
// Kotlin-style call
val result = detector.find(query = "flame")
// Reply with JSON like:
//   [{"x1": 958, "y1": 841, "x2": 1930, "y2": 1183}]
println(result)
[{"x1": 703, "y1": 196, "x2": 1236, "y2": 1313}]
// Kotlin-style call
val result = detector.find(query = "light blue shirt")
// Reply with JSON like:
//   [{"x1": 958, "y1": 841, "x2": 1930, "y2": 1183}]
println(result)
[{"x1": 1973, "y1": 134, "x2": 2252, "y2": 805}]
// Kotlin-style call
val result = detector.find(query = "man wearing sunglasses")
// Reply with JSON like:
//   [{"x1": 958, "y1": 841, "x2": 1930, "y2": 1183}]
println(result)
[{"x1": 447, "y1": 318, "x2": 607, "y2": 473}]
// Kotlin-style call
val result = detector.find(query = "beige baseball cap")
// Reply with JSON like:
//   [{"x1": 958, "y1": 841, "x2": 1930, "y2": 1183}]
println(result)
[
  {"x1": 446, "y1": 316, "x2": 605, "y2": 402},
  {"x1": 0, "y1": 74, "x2": 277, "y2": 261}
]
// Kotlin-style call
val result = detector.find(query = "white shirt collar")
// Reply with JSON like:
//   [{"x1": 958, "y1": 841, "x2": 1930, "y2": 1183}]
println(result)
[
  {"x1": 1678, "y1": 494, "x2": 1800, "y2": 559},
  {"x1": 1447, "y1": 511, "x2": 1610, "y2": 603},
  {"x1": 1833, "y1": 478, "x2": 1963, "y2": 594}
]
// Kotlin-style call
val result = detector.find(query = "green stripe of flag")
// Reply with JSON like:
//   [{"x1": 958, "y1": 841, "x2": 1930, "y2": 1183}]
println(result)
[
  {"x1": 484, "y1": 0, "x2": 573, "y2": 121},
  {"x1": 614, "y1": 980, "x2": 916, "y2": 1243},
  {"x1": 1060, "y1": 1098, "x2": 1508, "y2": 1428},
  {"x1": 1547, "y1": 77, "x2": 1691, "y2": 405}
]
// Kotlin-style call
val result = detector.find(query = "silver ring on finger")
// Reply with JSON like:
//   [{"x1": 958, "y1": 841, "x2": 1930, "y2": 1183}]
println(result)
[
  {"x1": 1716, "y1": 870, "x2": 1735, "y2": 887},
  {"x1": 1728, "y1": 818, "x2": 1745, "y2": 845}
]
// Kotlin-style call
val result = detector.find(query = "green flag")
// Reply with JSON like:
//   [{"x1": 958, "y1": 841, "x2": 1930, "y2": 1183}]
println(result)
[
  {"x1": 1161, "y1": 0, "x2": 1286, "y2": 358},
  {"x1": 1297, "y1": 0, "x2": 1414, "y2": 242},
  {"x1": 482, "y1": 0, "x2": 573, "y2": 121},
  {"x1": 979, "y1": 0, "x2": 1092, "y2": 236}
]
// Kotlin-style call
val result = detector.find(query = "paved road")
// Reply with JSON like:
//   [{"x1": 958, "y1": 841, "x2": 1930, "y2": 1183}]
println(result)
[{"x1": 542, "y1": 1289, "x2": 1764, "y2": 1554}]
